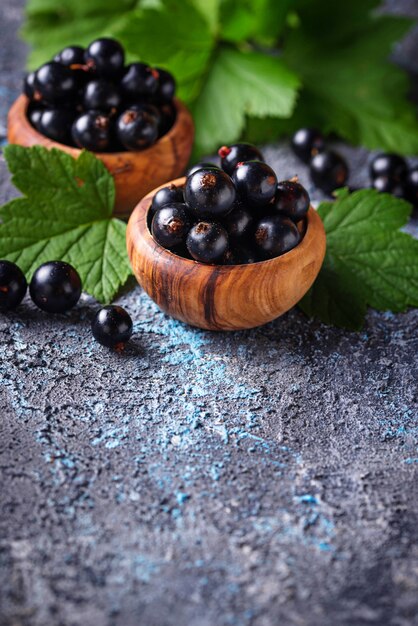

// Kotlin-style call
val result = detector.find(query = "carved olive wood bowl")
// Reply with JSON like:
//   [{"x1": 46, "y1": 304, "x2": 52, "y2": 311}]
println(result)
[
  {"x1": 126, "y1": 177, "x2": 327, "y2": 331},
  {"x1": 7, "y1": 95, "x2": 194, "y2": 219}
]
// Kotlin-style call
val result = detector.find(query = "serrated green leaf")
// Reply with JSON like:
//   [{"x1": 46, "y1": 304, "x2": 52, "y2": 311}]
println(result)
[
  {"x1": 116, "y1": 0, "x2": 214, "y2": 84},
  {"x1": 284, "y1": 8, "x2": 418, "y2": 154},
  {"x1": 191, "y1": 47, "x2": 300, "y2": 156},
  {"x1": 299, "y1": 189, "x2": 418, "y2": 329},
  {"x1": 0, "y1": 146, "x2": 132, "y2": 304}
]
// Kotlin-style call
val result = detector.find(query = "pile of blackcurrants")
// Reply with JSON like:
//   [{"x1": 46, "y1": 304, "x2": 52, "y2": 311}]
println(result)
[
  {"x1": 369, "y1": 154, "x2": 418, "y2": 206},
  {"x1": 0, "y1": 259, "x2": 133, "y2": 348},
  {"x1": 150, "y1": 143, "x2": 310, "y2": 265},
  {"x1": 23, "y1": 37, "x2": 176, "y2": 152}
]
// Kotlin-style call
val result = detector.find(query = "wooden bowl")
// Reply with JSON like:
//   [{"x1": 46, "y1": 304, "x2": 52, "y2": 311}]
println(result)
[
  {"x1": 126, "y1": 178, "x2": 327, "y2": 331},
  {"x1": 7, "y1": 95, "x2": 194, "y2": 219}
]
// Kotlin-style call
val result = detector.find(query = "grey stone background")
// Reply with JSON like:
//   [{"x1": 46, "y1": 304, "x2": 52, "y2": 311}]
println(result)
[{"x1": 1, "y1": 2, "x2": 418, "y2": 626}]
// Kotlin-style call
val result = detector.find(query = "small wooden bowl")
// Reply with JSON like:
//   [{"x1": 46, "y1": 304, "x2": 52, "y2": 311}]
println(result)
[
  {"x1": 126, "y1": 178, "x2": 327, "y2": 331},
  {"x1": 7, "y1": 95, "x2": 194, "y2": 219}
]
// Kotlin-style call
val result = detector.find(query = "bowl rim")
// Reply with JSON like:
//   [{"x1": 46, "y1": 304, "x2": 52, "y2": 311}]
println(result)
[
  {"x1": 131, "y1": 176, "x2": 323, "y2": 271},
  {"x1": 11, "y1": 94, "x2": 190, "y2": 158}
]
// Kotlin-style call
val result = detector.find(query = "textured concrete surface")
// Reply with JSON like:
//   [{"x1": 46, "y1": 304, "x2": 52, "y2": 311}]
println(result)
[{"x1": 1, "y1": 2, "x2": 418, "y2": 626}]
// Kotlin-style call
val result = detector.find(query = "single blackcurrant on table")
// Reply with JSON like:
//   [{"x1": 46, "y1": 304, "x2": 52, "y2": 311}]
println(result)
[
  {"x1": 369, "y1": 153, "x2": 408, "y2": 182},
  {"x1": 29, "y1": 261, "x2": 82, "y2": 313},
  {"x1": 91, "y1": 305, "x2": 133, "y2": 348},
  {"x1": 310, "y1": 150, "x2": 348, "y2": 194},
  {"x1": 291, "y1": 128, "x2": 325, "y2": 163},
  {"x1": 0, "y1": 260, "x2": 27, "y2": 310}
]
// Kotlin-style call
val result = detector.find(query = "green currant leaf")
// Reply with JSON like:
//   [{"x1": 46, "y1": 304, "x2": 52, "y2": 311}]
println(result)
[
  {"x1": 0, "y1": 145, "x2": 133, "y2": 304},
  {"x1": 191, "y1": 47, "x2": 300, "y2": 157},
  {"x1": 299, "y1": 189, "x2": 418, "y2": 329}
]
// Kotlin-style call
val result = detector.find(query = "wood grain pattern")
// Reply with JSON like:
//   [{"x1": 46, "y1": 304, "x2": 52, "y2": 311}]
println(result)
[
  {"x1": 127, "y1": 177, "x2": 327, "y2": 331},
  {"x1": 7, "y1": 95, "x2": 194, "y2": 219}
]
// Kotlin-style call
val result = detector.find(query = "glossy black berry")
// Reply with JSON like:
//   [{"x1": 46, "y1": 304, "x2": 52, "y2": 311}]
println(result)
[
  {"x1": 27, "y1": 104, "x2": 44, "y2": 131},
  {"x1": 121, "y1": 63, "x2": 158, "y2": 97},
  {"x1": 91, "y1": 305, "x2": 133, "y2": 348},
  {"x1": 29, "y1": 261, "x2": 81, "y2": 313},
  {"x1": 272, "y1": 180, "x2": 310, "y2": 221},
  {"x1": 223, "y1": 245, "x2": 257, "y2": 265},
  {"x1": 185, "y1": 168, "x2": 236, "y2": 218},
  {"x1": 54, "y1": 46, "x2": 85, "y2": 67},
  {"x1": 151, "y1": 203, "x2": 192, "y2": 249},
  {"x1": 218, "y1": 143, "x2": 264, "y2": 176},
  {"x1": 150, "y1": 184, "x2": 184, "y2": 216},
  {"x1": 23, "y1": 72, "x2": 37, "y2": 99},
  {"x1": 34, "y1": 62, "x2": 78, "y2": 103},
  {"x1": 372, "y1": 176, "x2": 406, "y2": 198},
  {"x1": 369, "y1": 153, "x2": 407, "y2": 182},
  {"x1": 186, "y1": 222, "x2": 229, "y2": 264},
  {"x1": 72, "y1": 111, "x2": 112, "y2": 152},
  {"x1": 39, "y1": 108, "x2": 75, "y2": 144},
  {"x1": 157, "y1": 102, "x2": 176, "y2": 136},
  {"x1": 223, "y1": 205, "x2": 254, "y2": 242},
  {"x1": 405, "y1": 167, "x2": 418, "y2": 207},
  {"x1": 83, "y1": 80, "x2": 121, "y2": 111},
  {"x1": 232, "y1": 161, "x2": 277, "y2": 206},
  {"x1": 116, "y1": 108, "x2": 159, "y2": 150},
  {"x1": 85, "y1": 38, "x2": 125, "y2": 78},
  {"x1": 155, "y1": 67, "x2": 176, "y2": 101},
  {"x1": 291, "y1": 128, "x2": 325, "y2": 163},
  {"x1": 187, "y1": 162, "x2": 219, "y2": 177},
  {"x1": 0, "y1": 260, "x2": 27, "y2": 310},
  {"x1": 254, "y1": 215, "x2": 300, "y2": 259},
  {"x1": 310, "y1": 150, "x2": 348, "y2": 194}
]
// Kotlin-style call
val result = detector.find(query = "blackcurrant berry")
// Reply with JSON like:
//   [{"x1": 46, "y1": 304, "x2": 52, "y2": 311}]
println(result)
[
  {"x1": 85, "y1": 38, "x2": 125, "y2": 78},
  {"x1": 186, "y1": 222, "x2": 229, "y2": 264},
  {"x1": 150, "y1": 184, "x2": 184, "y2": 216},
  {"x1": 254, "y1": 215, "x2": 300, "y2": 259},
  {"x1": 0, "y1": 260, "x2": 27, "y2": 310},
  {"x1": 222, "y1": 245, "x2": 257, "y2": 265},
  {"x1": 369, "y1": 153, "x2": 407, "y2": 182},
  {"x1": 157, "y1": 102, "x2": 176, "y2": 137},
  {"x1": 372, "y1": 176, "x2": 406, "y2": 198},
  {"x1": 23, "y1": 71, "x2": 37, "y2": 100},
  {"x1": 27, "y1": 104, "x2": 45, "y2": 131},
  {"x1": 83, "y1": 79, "x2": 121, "y2": 111},
  {"x1": 218, "y1": 143, "x2": 264, "y2": 176},
  {"x1": 310, "y1": 150, "x2": 348, "y2": 194},
  {"x1": 291, "y1": 128, "x2": 325, "y2": 163},
  {"x1": 121, "y1": 63, "x2": 158, "y2": 97},
  {"x1": 232, "y1": 161, "x2": 277, "y2": 206},
  {"x1": 272, "y1": 180, "x2": 310, "y2": 221},
  {"x1": 187, "y1": 162, "x2": 219, "y2": 177},
  {"x1": 223, "y1": 205, "x2": 254, "y2": 242},
  {"x1": 30, "y1": 261, "x2": 82, "y2": 313},
  {"x1": 34, "y1": 62, "x2": 78, "y2": 103},
  {"x1": 91, "y1": 305, "x2": 133, "y2": 348},
  {"x1": 155, "y1": 67, "x2": 176, "y2": 101},
  {"x1": 39, "y1": 108, "x2": 75, "y2": 145},
  {"x1": 72, "y1": 111, "x2": 112, "y2": 152},
  {"x1": 54, "y1": 46, "x2": 85, "y2": 67},
  {"x1": 405, "y1": 167, "x2": 418, "y2": 207},
  {"x1": 185, "y1": 168, "x2": 236, "y2": 218},
  {"x1": 116, "y1": 108, "x2": 159, "y2": 150},
  {"x1": 151, "y1": 203, "x2": 192, "y2": 249}
]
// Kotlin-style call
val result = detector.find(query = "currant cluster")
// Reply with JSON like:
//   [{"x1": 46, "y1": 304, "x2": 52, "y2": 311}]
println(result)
[
  {"x1": 369, "y1": 154, "x2": 418, "y2": 207},
  {"x1": 0, "y1": 259, "x2": 133, "y2": 348},
  {"x1": 23, "y1": 38, "x2": 176, "y2": 152},
  {"x1": 150, "y1": 143, "x2": 309, "y2": 265},
  {"x1": 291, "y1": 128, "x2": 349, "y2": 194}
]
